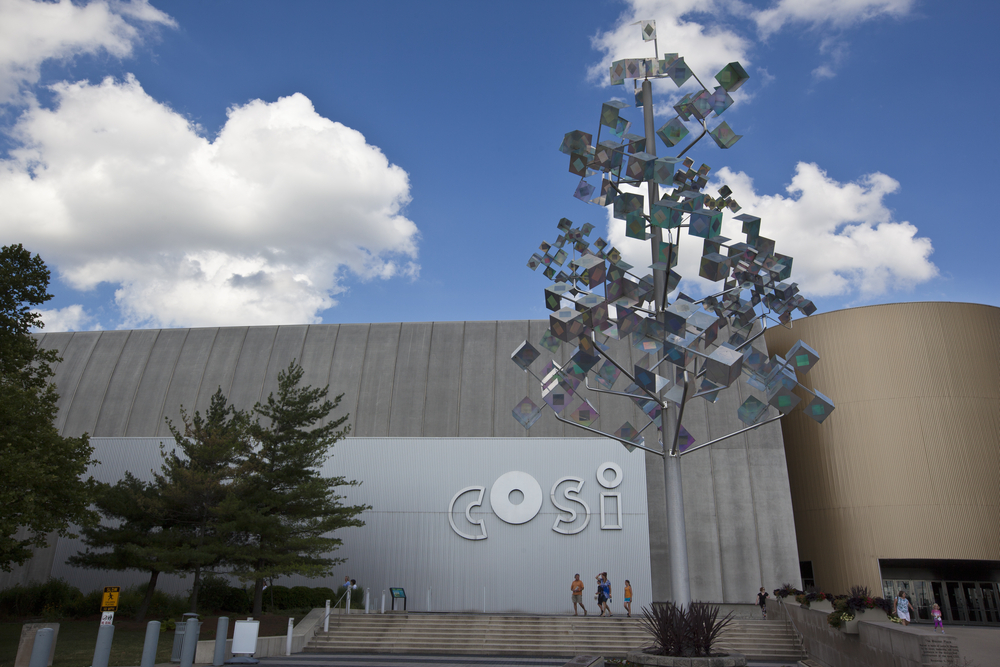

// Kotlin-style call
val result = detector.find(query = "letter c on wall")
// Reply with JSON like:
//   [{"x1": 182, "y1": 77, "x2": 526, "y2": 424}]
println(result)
[
  {"x1": 448, "y1": 486, "x2": 487, "y2": 540},
  {"x1": 489, "y1": 471, "x2": 543, "y2": 524}
]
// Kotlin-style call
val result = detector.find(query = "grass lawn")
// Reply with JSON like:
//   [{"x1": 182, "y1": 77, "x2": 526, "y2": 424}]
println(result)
[{"x1": 1, "y1": 614, "x2": 304, "y2": 667}]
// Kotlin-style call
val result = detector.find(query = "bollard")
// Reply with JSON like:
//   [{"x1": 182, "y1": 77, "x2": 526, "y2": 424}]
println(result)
[
  {"x1": 213, "y1": 617, "x2": 228, "y2": 667},
  {"x1": 483, "y1": 586, "x2": 486, "y2": 614},
  {"x1": 364, "y1": 589, "x2": 369, "y2": 614},
  {"x1": 28, "y1": 627, "x2": 54, "y2": 667},
  {"x1": 91, "y1": 624, "x2": 115, "y2": 667},
  {"x1": 285, "y1": 617, "x2": 293, "y2": 656},
  {"x1": 324, "y1": 600, "x2": 330, "y2": 632},
  {"x1": 426, "y1": 588, "x2": 431, "y2": 612},
  {"x1": 381, "y1": 591, "x2": 385, "y2": 614},
  {"x1": 140, "y1": 621, "x2": 160, "y2": 667},
  {"x1": 178, "y1": 617, "x2": 199, "y2": 667},
  {"x1": 346, "y1": 593, "x2": 350, "y2": 615}
]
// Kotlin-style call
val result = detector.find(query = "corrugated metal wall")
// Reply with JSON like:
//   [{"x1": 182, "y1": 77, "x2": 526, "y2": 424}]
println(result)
[
  {"x1": 44, "y1": 437, "x2": 652, "y2": 615},
  {"x1": 7, "y1": 320, "x2": 801, "y2": 603},
  {"x1": 765, "y1": 302, "x2": 1000, "y2": 594}
]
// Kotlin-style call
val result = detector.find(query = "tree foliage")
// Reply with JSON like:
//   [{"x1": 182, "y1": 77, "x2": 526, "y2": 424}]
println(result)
[
  {"x1": 153, "y1": 389, "x2": 247, "y2": 612},
  {"x1": 67, "y1": 473, "x2": 172, "y2": 621},
  {"x1": 221, "y1": 362, "x2": 369, "y2": 615},
  {"x1": 0, "y1": 244, "x2": 96, "y2": 571}
]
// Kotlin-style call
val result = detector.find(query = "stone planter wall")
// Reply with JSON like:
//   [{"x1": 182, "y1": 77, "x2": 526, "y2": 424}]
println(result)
[
  {"x1": 625, "y1": 650, "x2": 746, "y2": 667},
  {"x1": 778, "y1": 601, "x2": 961, "y2": 667}
]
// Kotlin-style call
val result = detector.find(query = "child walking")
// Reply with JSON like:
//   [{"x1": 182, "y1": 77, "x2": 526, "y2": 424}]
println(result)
[{"x1": 932, "y1": 603, "x2": 945, "y2": 633}]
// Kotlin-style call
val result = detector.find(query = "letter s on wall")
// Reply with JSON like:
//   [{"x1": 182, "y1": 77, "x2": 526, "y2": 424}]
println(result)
[
  {"x1": 550, "y1": 476, "x2": 591, "y2": 535},
  {"x1": 448, "y1": 486, "x2": 487, "y2": 540}
]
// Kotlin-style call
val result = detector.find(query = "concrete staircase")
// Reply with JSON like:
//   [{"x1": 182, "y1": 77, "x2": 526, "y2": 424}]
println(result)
[{"x1": 304, "y1": 613, "x2": 806, "y2": 661}]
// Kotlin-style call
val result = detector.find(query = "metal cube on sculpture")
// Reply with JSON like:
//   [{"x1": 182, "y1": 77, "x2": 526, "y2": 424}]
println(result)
[
  {"x1": 805, "y1": 390, "x2": 835, "y2": 424},
  {"x1": 715, "y1": 61, "x2": 750, "y2": 92},
  {"x1": 512, "y1": 397, "x2": 543, "y2": 429},
  {"x1": 511, "y1": 341, "x2": 540, "y2": 371},
  {"x1": 787, "y1": 340, "x2": 820, "y2": 374},
  {"x1": 657, "y1": 117, "x2": 689, "y2": 147},
  {"x1": 705, "y1": 345, "x2": 744, "y2": 387},
  {"x1": 737, "y1": 395, "x2": 768, "y2": 425}
]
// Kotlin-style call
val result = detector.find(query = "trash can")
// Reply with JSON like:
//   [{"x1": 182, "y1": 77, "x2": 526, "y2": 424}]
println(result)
[{"x1": 171, "y1": 614, "x2": 201, "y2": 662}]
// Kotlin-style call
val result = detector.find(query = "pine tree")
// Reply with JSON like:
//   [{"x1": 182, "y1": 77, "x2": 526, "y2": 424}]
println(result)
[
  {"x1": 154, "y1": 389, "x2": 247, "y2": 612},
  {"x1": 222, "y1": 361, "x2": 369, "y2": 615},
  {"x1": 67, "y1": 473, "x2": 172, "y2": 621},
  {"x1": 0, "y1": 244, "x2": 96, "y2": 571}
]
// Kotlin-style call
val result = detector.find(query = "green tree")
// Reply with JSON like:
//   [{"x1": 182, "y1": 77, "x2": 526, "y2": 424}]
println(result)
[
  {"x1": 154, "y1": 389, "x2": 247, "y2": 612},
  {"x1": 222, "y1": 361, "x2": 368, "y2": 615},
  {"x1": 67, "y1": 473, "x2": 173, "y2": 622},
  {"x1": 0, "y1": 244, "x2": 96, "y2": 571}
]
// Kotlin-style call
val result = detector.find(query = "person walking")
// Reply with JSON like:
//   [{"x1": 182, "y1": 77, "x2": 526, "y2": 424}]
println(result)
[
  {"x1": 624, "y1": 580, "x2": 633, "y2": 617},
  {"x1": 596, "y1": 573, "x2": 611, "y2": 616},
  {"x1": 756, "y1": 587, "x2": 770, "y2": 619},
  {"x1": 932, "y1": 603, "x2": 944, "y2": 633},
  {"x1": 895, "y1": 590, "x2": 915, "y2": 626},
  {"x1": 571, "y1": 574, "x2": 587, "y2": 616}
]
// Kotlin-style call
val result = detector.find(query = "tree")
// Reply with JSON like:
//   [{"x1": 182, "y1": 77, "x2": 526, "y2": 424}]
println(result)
[
  {"x1": 222, "y1": 361, "x2": 369, "y2": 615},
  {"x1": 0, "y1": 244, "x2": 96, "y2": 571},
  {"x1": 67, "y1": 473, "x2": 172, "y2": 622},
  {"x1": 153, "y1": 389, "x2": 247, "y2": 612}
]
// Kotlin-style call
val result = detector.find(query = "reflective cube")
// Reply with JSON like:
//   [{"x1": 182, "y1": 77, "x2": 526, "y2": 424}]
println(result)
[
  {"x1": 549, "y1": 308, "x2": 586, "y2": 342},
  {"x1": 511, "y1": 340, "x2": 540, "y2": 371},
  {"x1": 737, "y1": 395, "x2": 768, "y2": 425},
  {"x1": 657, "y1": 117, "x2": 689, "y2": 147},
  {"x1": 689, "y1": 209, "x2": 723, "y2": 239},
  {"x1": 787, "y1": 339, "x2": 820, "y2": 374},
  {"x1": 805, "y1": 390, "x2": 835, "y2": 424},
  {"x1": 512, "y1": 397, "x2": 542, "y2": 429},
  {"x1": 699, "y1": 252, "x2": 731, "y2": 282},
  {"x1": 705, "y1": 344, "x2": 744, "y2": 387},
  {"x1": 715, "y1": 61, "x2": 750, "y2": 92}
]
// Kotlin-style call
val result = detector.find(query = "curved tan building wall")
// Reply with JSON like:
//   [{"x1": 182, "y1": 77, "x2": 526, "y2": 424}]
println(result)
[{"x1": 764, "y1": 302, "x2": 1000, "y2": 594}]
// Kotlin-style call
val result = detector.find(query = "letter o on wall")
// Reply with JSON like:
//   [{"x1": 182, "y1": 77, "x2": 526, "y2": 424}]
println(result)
[
  {"x1": 597, "y1": 462, "x2": 623, "y2": 489},
  {"x1": 489, "y1": 471, "x2": 543, "y2": 524}
]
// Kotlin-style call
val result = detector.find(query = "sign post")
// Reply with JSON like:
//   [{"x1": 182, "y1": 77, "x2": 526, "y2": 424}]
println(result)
[{"x1": 100, "y1": 587, "x2": 119, "y2": 626}]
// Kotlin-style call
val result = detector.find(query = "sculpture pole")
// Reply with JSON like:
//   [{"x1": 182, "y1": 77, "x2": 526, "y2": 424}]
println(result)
[{"x1": 642, "y1": 77, "x2": 691, "y2": 608}]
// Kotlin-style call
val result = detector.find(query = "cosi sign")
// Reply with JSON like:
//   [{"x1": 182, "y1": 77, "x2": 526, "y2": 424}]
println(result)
[{"x1": 448, "y1": 462, "x2": 624, "y2": 540}]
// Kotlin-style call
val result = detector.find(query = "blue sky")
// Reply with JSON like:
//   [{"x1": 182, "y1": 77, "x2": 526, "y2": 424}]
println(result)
[{"x1": 0, "y1": 0, "x2": 996, "y2": 331}]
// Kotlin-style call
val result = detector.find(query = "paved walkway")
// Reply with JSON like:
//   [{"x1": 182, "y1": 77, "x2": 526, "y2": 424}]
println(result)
[{"x1": 246, "y1": 656, "x2": 797, "y2": 667}]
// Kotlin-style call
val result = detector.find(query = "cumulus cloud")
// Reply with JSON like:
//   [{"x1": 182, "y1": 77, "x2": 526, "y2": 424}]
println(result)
[
  {"x1": 0, "y1": 0, "x2": 174, "y2": 104},
  {"x1": 32, "y1": 304, "x2": 99, "y2": 332},
  {"x1": 0, "y1": 76, "x2": 419, "y2": 328},
  {"x1": 750, "y1": 0, "x2": 916, "y2": 38},
  {"x1": 588, "y1": 0, "x2": 752, "y2": 93},
  {"x1": 607, "y1": 162, "x2": 935, "y2": 300}
]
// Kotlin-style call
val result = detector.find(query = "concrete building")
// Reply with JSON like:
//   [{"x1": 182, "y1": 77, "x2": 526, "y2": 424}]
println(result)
[{"x1": 2, "y1": 320, "x2": 799, "y2": 613}]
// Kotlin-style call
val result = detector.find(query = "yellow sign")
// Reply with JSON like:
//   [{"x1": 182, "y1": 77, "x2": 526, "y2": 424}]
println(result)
[{"x1": 101, "y1": 586, "x2": 120, "y2": 611}]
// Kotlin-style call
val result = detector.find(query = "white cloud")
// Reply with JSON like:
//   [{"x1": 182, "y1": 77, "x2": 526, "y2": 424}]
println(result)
[
  {"x1": 33, "y1": 304, "x2": 99, "y2": 332},
  {"x1": 0, "y1": 75, "x2": 419, "y2": 328},
  {"x1": 606, "y1": 162, "x2": 936, "y2": 300},
  {"x1": 588, "y1": 1, "x2": 753, "y2": 93},
  {"x1": 751, "y1": 0, "x2": 916, "y2": 38},
  {"x1": 0, "y1": 0, "x2": 174, "y2": 104}
]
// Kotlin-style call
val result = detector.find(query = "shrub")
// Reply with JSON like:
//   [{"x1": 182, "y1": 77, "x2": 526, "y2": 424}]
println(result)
[
  {"x1": 0, "y1": 579, "x2": 84, "y2": 618},
  {"x1": 199, "y1": 576, "x2": 250, "y2": 614},
  {"x1": 772, "y1": 583, "x2": 802, "y2": 599},
  {"x1": 638, "y1": 601, "x2": 734, "y2": 657}
]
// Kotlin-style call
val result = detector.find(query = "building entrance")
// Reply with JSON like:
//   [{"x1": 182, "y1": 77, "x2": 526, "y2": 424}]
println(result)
[{"x1": 881, "y1": 579, "x2": 1000, "y2": 625}]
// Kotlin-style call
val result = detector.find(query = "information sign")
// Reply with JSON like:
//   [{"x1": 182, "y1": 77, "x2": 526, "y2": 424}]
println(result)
[
  {"x1": 100, "y1": 611, "x2": 114, "y2": 626},
  {"x1": 101, "y1": 587, "x2": 120, "y2": 612},
  {"x1": 390, "y1": 588, "x2": 405, "y2": 598}
]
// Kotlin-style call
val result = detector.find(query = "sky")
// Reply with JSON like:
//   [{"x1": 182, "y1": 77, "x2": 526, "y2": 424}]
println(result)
[{"x1": 0, "y1": 0, "x2": 996, "y2": 332}]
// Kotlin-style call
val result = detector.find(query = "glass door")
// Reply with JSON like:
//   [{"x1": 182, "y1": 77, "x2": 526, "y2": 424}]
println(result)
[
  {"x1": 912, "y1": 580, "x2": 932, "y2": 621},
  {"x1": 945, "y1": 581, "x2": 967, "y2": 622},
  {"x1": 963, "y1": 582, "x2": 983, "y2": 623},
  {"x1": 981, "y1": 583, "x2": 999, "y2": 624}
]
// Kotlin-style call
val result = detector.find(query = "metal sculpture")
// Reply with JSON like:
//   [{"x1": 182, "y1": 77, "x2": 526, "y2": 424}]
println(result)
[{"x1": 511, "y1": 21, "x2": 834, "y2": 607}]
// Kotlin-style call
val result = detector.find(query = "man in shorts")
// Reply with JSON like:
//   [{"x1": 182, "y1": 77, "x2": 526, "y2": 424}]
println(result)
[{"x1": 571, "y1": 574, "x2": 587, "y2": 616}]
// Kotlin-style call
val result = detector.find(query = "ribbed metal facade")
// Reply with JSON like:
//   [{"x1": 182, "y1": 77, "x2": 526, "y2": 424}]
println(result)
[
  {"x1": 3, "y1": 321, "x2": 801, "y2": 603},
  {"x1": 42, "y1": 436, "x2": 652, "y2": 614},
  {"x1": 764, "y1": 302, "x2": 1000, "y2": 594}
]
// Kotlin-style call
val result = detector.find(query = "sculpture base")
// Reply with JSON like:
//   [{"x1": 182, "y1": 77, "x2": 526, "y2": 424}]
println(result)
[{"x1": 626, "y1": 650, "x2": 747, "y2": 666}]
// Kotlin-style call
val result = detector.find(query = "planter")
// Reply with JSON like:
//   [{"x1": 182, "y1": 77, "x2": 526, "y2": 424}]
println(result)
[
  {"x1": 842, "y1": 608, "x2": 890, "y2": 634},
  {"x1": 803, "y1": 600, "x2": 834, "y2": 613},
  {"x1": 626, "y1": 650, "x2": 747, "y2": 667}
]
